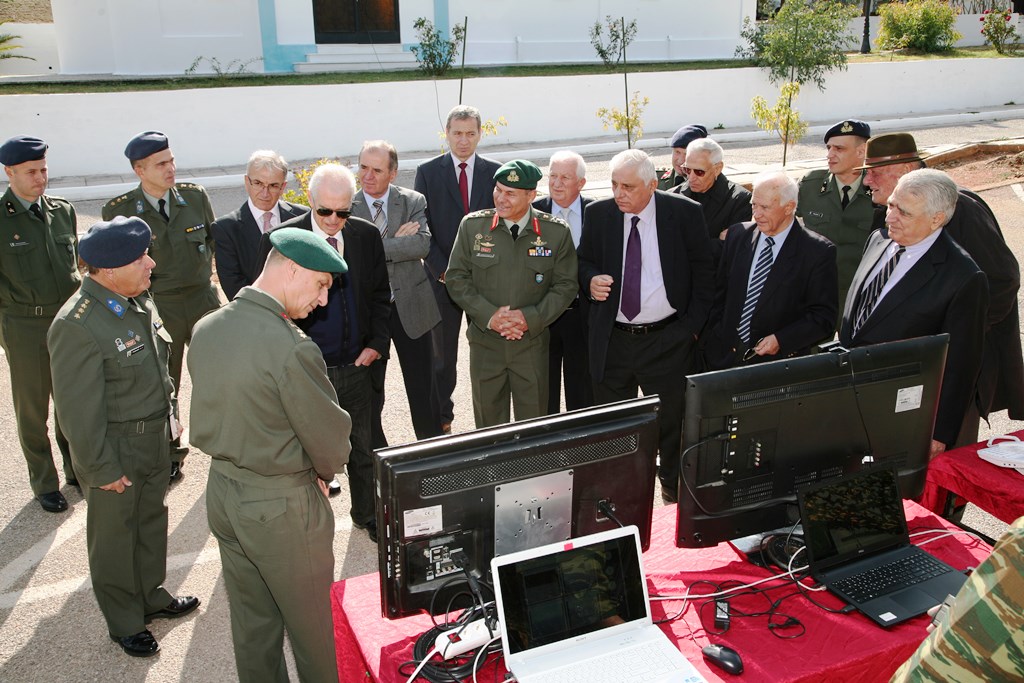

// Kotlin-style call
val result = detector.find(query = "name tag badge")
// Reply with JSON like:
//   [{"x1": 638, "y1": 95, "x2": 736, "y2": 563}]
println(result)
[{"x1": 127, "y1": 344, "x2": 146, "y2": 357}]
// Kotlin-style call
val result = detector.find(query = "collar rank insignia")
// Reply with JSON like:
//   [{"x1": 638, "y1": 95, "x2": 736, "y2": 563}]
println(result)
[
  {"x1": 136, "y1": 200, "x2": 145, "y2": 215},
  {"x1": 5, "y1": 202, "x2": 15, "y2": 216},
  {"x1": 105, "y1": 298, "x2": 126, "y2": 318}
]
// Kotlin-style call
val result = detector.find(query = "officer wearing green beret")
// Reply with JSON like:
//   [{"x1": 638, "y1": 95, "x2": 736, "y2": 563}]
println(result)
[
  {"x1": 101, "y1": 131, "x2": 220, "y2": 481},
  {"x1": 187, "y1": 227, "x2": 352, "y2": 682},
  {"x1": 797, "y1": 120, "x2": 874, "y2": 322},
  {"x1": 446, "y1": 160, "x2": 579, "y2": 428},
  {"x1": 48, "y1": 216, "x2": 200, "y2": 658},
  {"x1": 0, "y1": 135, "x2": 81, "y2": 513}
]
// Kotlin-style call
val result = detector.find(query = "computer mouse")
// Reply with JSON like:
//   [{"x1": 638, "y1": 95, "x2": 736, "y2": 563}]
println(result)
[{"x1": 702, "y1": 643, "x2": 744, "y2": 675}]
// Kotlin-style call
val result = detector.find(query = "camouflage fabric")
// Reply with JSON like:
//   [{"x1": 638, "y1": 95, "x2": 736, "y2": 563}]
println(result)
[{"x1": 889, "y1": 515, "x2": 1024, "y2": 682}]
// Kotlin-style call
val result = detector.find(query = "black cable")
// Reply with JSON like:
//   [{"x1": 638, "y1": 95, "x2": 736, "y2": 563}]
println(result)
[{"x1": 596, "y1": 499, "x2": 626, "y2": 528}]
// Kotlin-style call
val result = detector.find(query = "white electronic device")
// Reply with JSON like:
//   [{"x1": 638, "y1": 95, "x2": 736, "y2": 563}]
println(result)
[
  {"x1": 977, "y1": 435, "x2": 1024, "y2": 475},
  {"x1": 434, "y1": 618, "x2": 499, "y2": 660}
]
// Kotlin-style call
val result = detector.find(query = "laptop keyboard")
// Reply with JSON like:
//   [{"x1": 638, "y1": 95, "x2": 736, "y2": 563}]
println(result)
[
  {"x1": 832, "y1": 552, "x2": 950, "y2": 603},
  {"x1": 541, "y1": 641, "x2": 685, "y2": 683}
]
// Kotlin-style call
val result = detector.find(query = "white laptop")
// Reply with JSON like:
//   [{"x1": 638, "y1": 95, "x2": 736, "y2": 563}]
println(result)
[{"x1": 490, "y1": 525, "x2": 707, "y2": 683}]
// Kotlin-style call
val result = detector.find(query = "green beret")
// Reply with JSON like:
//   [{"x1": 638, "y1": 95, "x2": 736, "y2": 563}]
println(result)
[
  {"x1": 269, "y1": 227, "x2": 348, "y2": 274},
  {"x1": 494, "y1": 160, "x2": 542, "y2": 190}
]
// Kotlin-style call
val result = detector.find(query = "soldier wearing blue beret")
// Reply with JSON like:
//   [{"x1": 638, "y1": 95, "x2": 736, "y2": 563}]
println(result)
[
  {"x1": 101, "y1": 130, "x2": 220, "y2": 482},
  {"x1": 446, "y1": 160, "x2": 579, "y2": 427},
  {"x1": 0, "y1": 135, "x2": 81, "y2": 512},
  {"x1": 48, "y1": 215, "x2": 200, "y2": 657},
  {"x1": 657, "y1": 124, "x2": 708, "y2": 191}
]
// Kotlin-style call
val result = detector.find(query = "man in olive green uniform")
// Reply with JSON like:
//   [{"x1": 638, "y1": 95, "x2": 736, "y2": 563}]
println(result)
[
  {"x1": 0, "y1": 135, "x2": 81, "y2": 512},
  {"x1": 187, "y1": 228, "x2": 351, "y2": 683},
  {"x1": 655, "y1": 124, "x2": 708, "y2": 192},
  {"x1": 446, "y1": 160, "x2": 578, "y2": 428},
  {"x1": 797, "y1": 120, "x2": 873, "y2": 319},
  {"x1": 101, "y1": 130, "x2": 219, "y2": 481},
  {"x1": 48, "y1": 216, "x2": 200, "y2": 658}
]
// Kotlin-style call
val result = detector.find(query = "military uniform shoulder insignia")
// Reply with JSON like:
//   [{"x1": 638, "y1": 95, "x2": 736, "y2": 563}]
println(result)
[
  {"x1": 175, "y1": 182, "x2": 204, "y2": 194},
  {"x1": 45, "y1": 194, "x2": 71, "y2": 206},
  {"x1": 104, "y1": 192, "x2": 133, "y2": 211},
  {"x1": 72, "y1": 296, "x2": 93, "y2": 321},
  {"x1": 4, "y1": 201, "x2": 15, "y2": 216},
  {"x1": 466, "y1": 208, "x2": 495, "y2": 219}
]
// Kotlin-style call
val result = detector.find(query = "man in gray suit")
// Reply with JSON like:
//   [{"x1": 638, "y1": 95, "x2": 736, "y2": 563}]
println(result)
[{"x1": 353, "y1": 140, "x2": 443, "y2": 444}]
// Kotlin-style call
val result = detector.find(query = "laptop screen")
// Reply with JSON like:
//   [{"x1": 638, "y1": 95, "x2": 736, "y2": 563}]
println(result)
[
  {"x1": 494, "y1": 533, "x2": 649, "y2": 655},
  {"x1": 800, "y1": 467, "x2": 909, "y2": 570}
]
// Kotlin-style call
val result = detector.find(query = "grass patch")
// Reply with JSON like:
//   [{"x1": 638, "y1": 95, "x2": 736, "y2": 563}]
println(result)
[{"x1": 847, "y1": 45, "x2": 1022, "y2": 62}]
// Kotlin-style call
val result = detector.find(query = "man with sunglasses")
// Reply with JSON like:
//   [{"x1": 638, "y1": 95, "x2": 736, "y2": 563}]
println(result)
[
  {"x1": 259, "y1": 163, "x2": 390, "y2": 543},
  {"x1": 102, "y1": 131, "x2": 219, "y2": 483},
  {"x1": 211, "y1": 150, "x2": 308, "y2": 301},
  {"x1": 656, "y1": 124, "x2": 708, "y2": 192},
  {"x1": 677, "y1": 138, "x2": 751, "y2": 266}
]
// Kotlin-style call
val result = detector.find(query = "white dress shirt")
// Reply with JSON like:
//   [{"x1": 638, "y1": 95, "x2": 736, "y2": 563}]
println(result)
[{"x1": 616, "y1": 195, "x2": 675, "y2": 324}]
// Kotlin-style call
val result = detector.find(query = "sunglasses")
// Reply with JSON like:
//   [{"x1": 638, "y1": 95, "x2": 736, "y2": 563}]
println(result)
[
  {"x1": 315, "y1": 207, "x2": 352, "y2": 219},
  {"x1": 682, "y1": 167, "x2": 708, "y2": 178}
]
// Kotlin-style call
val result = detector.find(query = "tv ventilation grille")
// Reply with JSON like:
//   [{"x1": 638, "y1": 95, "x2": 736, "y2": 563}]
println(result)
[
  {"x1": 420, "y1": 434, "x2": 638, "y2": 497},
  {"x1": 794, "y1": 465, "x2": 844, "y2": 488},
  {"x1": 732, "y1": 363, "x2": 921, "y2": 410},
  {"x1": 732, "y1": 476, "x2": 773, "y2": 506}
]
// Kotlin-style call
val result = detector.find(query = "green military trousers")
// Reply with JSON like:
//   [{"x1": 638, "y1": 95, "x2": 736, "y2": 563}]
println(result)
[{"x1": 468, "y1": 325, "x2": 549, "y2": 428}]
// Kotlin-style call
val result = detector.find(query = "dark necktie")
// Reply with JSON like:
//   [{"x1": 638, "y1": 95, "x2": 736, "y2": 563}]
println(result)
[
  {"x1": 737, "y1": 236, "x2": 775, "y2": 344},
  {"x1": 326, "y1": 235, "x2": 338, "y2": 252},
  {"x1": 621, "y1": 216, "x2": 642, "y2": 321},
  {"x1": 852, "y1": 245, "x2": 906, "y2": 337},
  {"x1": 841, "y1": 185, "x2": 852, "y2": 210},
  {"x1": 29, "y1": 203, "x2": 43, "y2": 222},
  {"x1": 372, "y1": 199, "x2": 386, "y2": 235},
  {"x1": 327, "y1": 236, "x2": 352, "y2": 345},
  {"x1": 158, "y1": 198, "x2": 169, "y2": 221},
  {"x1": 458, "y1": 162, "x2": 469, "y2": 215},
  {"x1": 509, "y1": 223, "x2": 519, "y2": 240}
]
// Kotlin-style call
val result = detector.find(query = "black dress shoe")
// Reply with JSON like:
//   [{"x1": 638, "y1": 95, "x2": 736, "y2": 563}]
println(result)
[
  {"x1": 65, "y1": 478, "x2": 81, "y2": 490},
  {"x1": 171, "y1": 445, "x2": 190, "y2": 456},
  {"x1": 37, "y1": 491, "x2": 68, "y2": 513},
  {"x1": 146, "y1": 595, "x2": 200, "y2": 621},
  {"x1": 365, "y1": 520, "x2": 378, "y2": 544},
  {"x1": 168, "y1": 461, "x2": 182, "y2": 483},
  {"x1": 110, "y1": 630, "x2": 159, "y2": 657},
  {"x1": 327, "y1": 478, "x2": 342, "y2": 496}
]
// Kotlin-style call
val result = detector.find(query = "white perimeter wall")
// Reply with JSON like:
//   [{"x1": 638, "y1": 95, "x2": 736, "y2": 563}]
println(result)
[
  {"x1": 0, "y1": 24, "x2": 60, "y2": 76},
  {"x1": 4, "y1": 58, "x2": 1022, "y2": 177}
]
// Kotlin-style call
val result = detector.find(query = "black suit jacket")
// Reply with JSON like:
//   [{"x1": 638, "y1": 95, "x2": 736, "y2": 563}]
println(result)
[
  {"x1": 704, "y1": 219, "x2": 837, "y2": 369},
  {"x1": 839, "y1": 229, "x2": 989, "y2": 447},
  {"x1": 211, "y1": 200, "x2": 308, "y2": 300},
  {"x1": 414, "y1": 152, "x2": 501, "y2": 280},
  {"x1": 577, "y1": 191, "x2": 715, "y2": 382},
  {"x1": 259, "y1": 213, "x2": 392, "y2": 358}
]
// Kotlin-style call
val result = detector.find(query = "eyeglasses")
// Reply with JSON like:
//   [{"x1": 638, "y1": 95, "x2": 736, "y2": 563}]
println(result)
[
  {"x1": 682, "y1": 167, "x2": 708, "y2": 178},
  {"x1": 315, "y1": 207, "x2": 352, "y2": 219},
  {"x1": 246, "y1": 176, "x2": 284, "y2": 192}
]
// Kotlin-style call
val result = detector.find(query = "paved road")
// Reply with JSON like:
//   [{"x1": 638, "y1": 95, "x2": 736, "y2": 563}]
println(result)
[{"x1": 1, "y1": 118, "x2": 1023, "y2": 681}]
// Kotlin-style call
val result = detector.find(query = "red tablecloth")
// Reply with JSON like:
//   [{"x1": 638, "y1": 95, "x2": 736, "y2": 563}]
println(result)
[
  {"x1": 332, "y1": 501, "x2": 991, "y2": 683},
  {"x1": 919, "y1": 430, "x2": 1024, "y2": 524}
]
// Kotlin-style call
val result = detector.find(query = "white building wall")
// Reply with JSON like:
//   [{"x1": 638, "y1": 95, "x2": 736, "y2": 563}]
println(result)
[{"x1": 0, "y1": 23, "x2": 61, "y2": 76}]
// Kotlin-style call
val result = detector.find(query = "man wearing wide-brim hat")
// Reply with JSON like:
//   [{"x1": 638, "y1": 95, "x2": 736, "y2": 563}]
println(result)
[
  {"x1": 48, "y1": 216, "x2": 200, "y2": 657},
  {"x1": 860, "y1": 132, "x2": 1024, "y2": 453},
  {"x1": 187, "y1": 227, "x2": 352, "y2": 682},
  {"x1": 445, "y1": 160, "x2": 579, "y2": 428}
]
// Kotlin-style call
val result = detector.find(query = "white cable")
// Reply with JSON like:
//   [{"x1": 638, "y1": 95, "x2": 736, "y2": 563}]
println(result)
[
  {"x1": 911, "y1": 528, "x2": 983, "y2": 546},
  {"x1": 472, "y1": 635, "x2": 503, "y2": 683},
  {"x1": 405, "y1": 646, "x2": 438, "y2": 683}
]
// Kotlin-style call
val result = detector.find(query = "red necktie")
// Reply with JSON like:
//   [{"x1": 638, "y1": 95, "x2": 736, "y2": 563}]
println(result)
[{"x1": 458, "y1": 162, "x2": 469, "y2": 215}]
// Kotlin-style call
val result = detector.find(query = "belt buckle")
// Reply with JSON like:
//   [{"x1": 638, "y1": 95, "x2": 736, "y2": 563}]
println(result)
[
  {"x1": 136, "y1": 420, "x2": 146, "y2": 434},
  {"x1": 33, "y1": 306, "x2": 44, "y2": 316}
]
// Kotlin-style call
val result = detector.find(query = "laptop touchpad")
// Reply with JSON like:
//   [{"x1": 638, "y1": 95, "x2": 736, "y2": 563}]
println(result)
[{"x1": 892, "y1": 588, "x2": 936, "y2": 613}]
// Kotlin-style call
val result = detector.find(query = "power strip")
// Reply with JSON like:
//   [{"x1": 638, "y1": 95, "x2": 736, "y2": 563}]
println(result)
[{"x1": 434, "y1": 618, "x2": 500, "y2": 660}]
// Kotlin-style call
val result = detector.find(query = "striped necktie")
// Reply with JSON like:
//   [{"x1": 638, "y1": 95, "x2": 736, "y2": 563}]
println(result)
[
  {"x1": 737, "y1": 236, "x2": 775, "y2": 344},
  {"x1": 852, "y1": 246, "x2": 906, "y2": 337},
  {"x1": 372, "y1": 199, "x2": 386, "y2": 235}
]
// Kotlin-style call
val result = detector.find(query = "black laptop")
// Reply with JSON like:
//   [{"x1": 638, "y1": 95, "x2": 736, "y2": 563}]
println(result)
[{"x1": 797, "y1": 467, "x2": 966, "y2": 627}]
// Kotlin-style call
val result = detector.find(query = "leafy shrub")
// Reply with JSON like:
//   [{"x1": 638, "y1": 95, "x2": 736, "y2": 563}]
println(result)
[
  {"x1": 751, "y1": 82, "x2": 809, "y2": 165},
  {"x1": 877, "y1": 0, "x2": 963, "y2": 52},
  {"x1": 0, "y1": 21, "x2": 35, "y2": 62},
  {"x1": 589, "y1": 15, "x2": 638, "y2": 70},
  {"x1": 282, "y1": 158, "x2": 343, "y2": 207},
  {"x1": 411, "y1": 18, "x2": 466, "y2": 77},
  {"x1": 596, "y1": 91, "x2": 650, "y2": 149},
  {"x1": 979, "y1": 7, "x2": 1020, "y2": 54}
]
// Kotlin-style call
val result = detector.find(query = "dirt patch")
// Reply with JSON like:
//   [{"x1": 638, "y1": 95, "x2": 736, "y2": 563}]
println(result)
[
  {"x1": 0, "y1": 0, "x2": 52, "y2": 24},
  {"x1": 932, "y1": 149, "x2": 1024, "y2": 190}
]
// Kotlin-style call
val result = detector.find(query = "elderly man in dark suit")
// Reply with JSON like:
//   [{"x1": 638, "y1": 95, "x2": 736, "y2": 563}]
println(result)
[
  {"x1": 704, "y1": 172, "x2": 837, "y2": 370},
  {"x1": 533, "y1": 150, "x2": 594, "y2": 413},
  {"x1": 352, "y1": 140, "x2": 442, "y2": 445},
  {"x1": 414, "y1": 105, "x2": 501, "y2": 433},
  {"x1": 211, "y1": 150, "x2": 308, "y2": 300},
  {"x1": 260, "y1": 163, "x2": 390, "y2": 542},
  {"x1": 861, "y1": 133, "x2": 1023, "y2": 446},
  {"x1": 840, "y1": 169, "x2": 989, "y2": 456},
  {"x1": 578, "y1": 149, "x2": 714, "y2": 504}
]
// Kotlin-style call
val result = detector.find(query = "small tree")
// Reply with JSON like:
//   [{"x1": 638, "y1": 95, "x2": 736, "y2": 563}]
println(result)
[
  {"x1": 0, "y1": 21, "x2": 35, "y2": 62},
  {"x1": 411, "y1": 18, "x2": 466, "y2": 77},
  {"x1": 737, "y1": 0, "x2": 860, "y2": 91},
  {"x1": 979, "y1": 7, "x2": 1020, "y2": 54},
  {"x1": 597, "y1": 92, "x2": 650, "y2": 149},
  {"x1": 589, "y1": 15, "x2": 638, "y2": 70},
  {"x1": 751, "y1": 82, "x2": 810, "y2": 166},
  {"x1": 877, "y1": 0, "x2": 963, "y2": 52},
  {"x1": 282, "y1": 158, "x2": 343, "y2": 207}
]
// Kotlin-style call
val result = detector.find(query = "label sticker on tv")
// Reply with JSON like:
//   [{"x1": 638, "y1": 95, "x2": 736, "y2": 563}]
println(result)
[
  {"x1": 404, "y1": 505, "x2": 443, "y2": 537},
  {"x1": 894, "y1": 385, "x2": 923, "y2": 413}
]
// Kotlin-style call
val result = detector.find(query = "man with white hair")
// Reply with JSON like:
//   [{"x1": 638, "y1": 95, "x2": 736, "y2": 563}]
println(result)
[
  {"x1": 703, "y1": 172, "x2": 837, "y2": 369},
  {"x1": 578, "y1": 149, "x2": 714, "y2": 503},
  {"x1": 677, "y1": 137, "x2": 752, "y2": 264},
  {"x1": 840, "y1": 169, "x2": 988, "y2": 456}
]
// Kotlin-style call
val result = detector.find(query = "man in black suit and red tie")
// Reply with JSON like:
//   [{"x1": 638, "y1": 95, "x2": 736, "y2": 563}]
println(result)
[
  {"x1": 533, "y1": 150, "x2": 594, "y2": 414},
  {"x1": 414, "y1": 105, "x2": 501, "y2": 433},
  {"x1": 577, "y1": 149, "x2": 714, "y2": 504},
  {"x1": 840, "y1": 169, "x2": 989, "y2": 457},
  {"x1": 211, "y1": 150, "x2": 308, "y2": 300},
  {"x1": 703, "y1": 171, "x2": 837, "y2": 370}
]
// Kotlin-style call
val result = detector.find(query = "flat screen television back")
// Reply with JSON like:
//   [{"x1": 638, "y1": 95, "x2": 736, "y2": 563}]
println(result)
[
  {"x1": 676, "y1": 335, "x2": 948, "y2": 549},
  {"x1": 376, "y1": 396, "x2": 661, "y2": 619}
]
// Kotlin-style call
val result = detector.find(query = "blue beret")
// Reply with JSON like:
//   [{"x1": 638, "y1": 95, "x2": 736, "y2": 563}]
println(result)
[
  {"x1": 79, "y1": 216, "x2": 153, "y2": 268},
  {"x1": 0, "y1": 135, "x2": 48, "y2": 166},
  {"x1": 669, "y1": 124, "x2": 708, "y2": 149},
  {"x1": 494, "y1": 159, "x2": 542, "y2": 190},
  {"x1": 824, "y1": 120, "x2": 871, "y2": 143},
  {"x1": 124, "y1": 130, "x2": 169, "y2": 163},
  {"x1": 270, "y1": 227, "x2": 348, "y2": 275}
]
